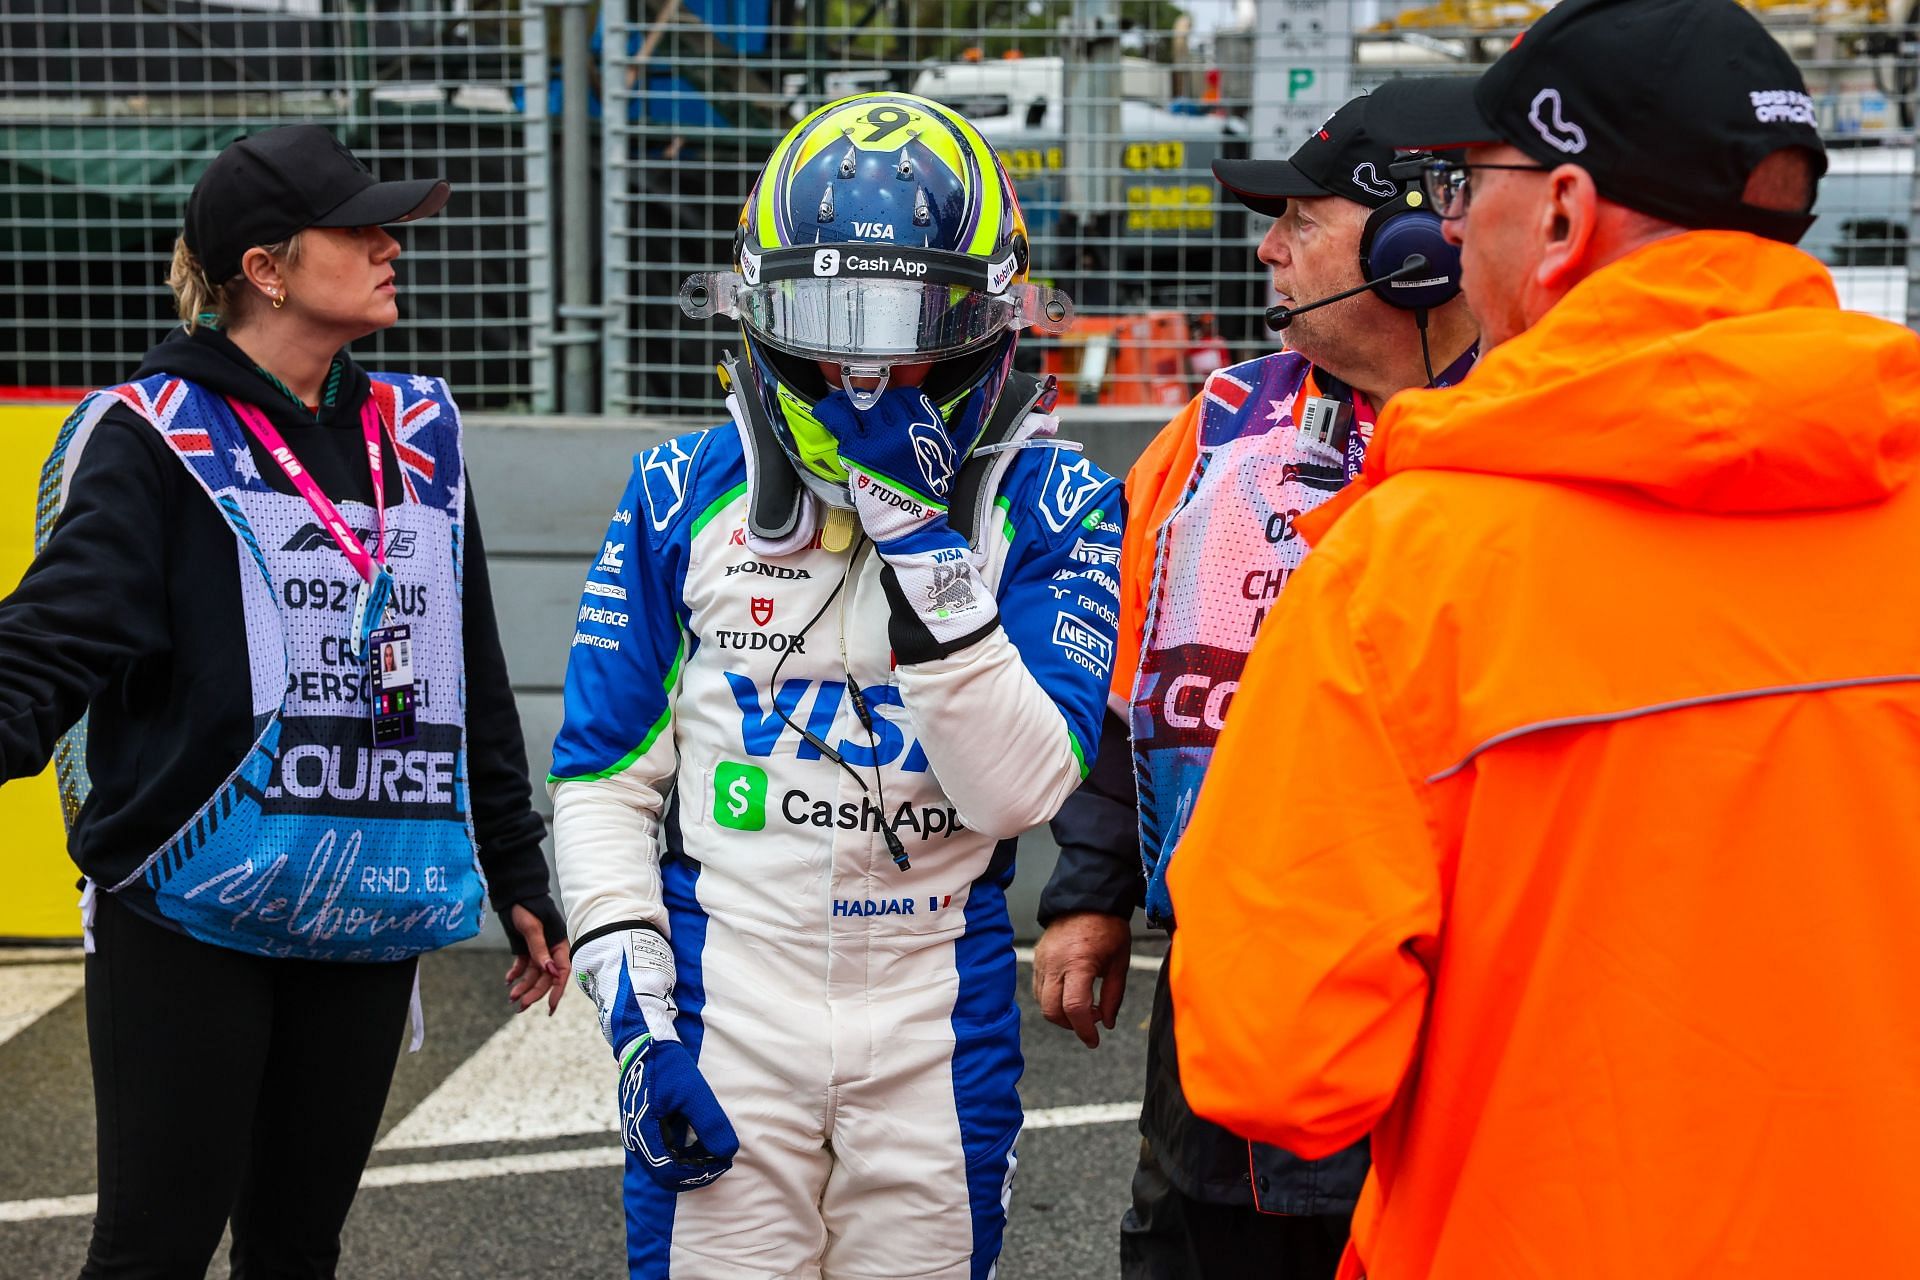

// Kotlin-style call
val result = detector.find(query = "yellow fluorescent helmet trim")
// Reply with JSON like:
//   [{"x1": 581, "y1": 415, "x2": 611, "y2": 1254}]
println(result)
[
  {"x1": 755, "y1": 98, "x2": 844, "y2": 249},
  {"x1": 951, "y1": 119, "x2": 1006, "y2": 257},
  {"x1": 775, "y1": 383, "x2": 847, "y2": 482}
]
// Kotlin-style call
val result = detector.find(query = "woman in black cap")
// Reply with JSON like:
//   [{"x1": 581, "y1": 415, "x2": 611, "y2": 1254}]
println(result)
[{"x1": 0, "y1": 125, "x2": 568, "y2": 1276}]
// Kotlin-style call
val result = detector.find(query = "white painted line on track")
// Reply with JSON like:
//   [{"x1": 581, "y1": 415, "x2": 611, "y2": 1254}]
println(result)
[
  {"x1": 1013, "y1": 946, "x2": 1162, "y2": 975},
  {"x1": 365, "y1": 1146, "x2": 622, "y2": 1188},
  {"x1": 1022, "y1": 1102, "x2": 1138, "y2": 1130},
  {"x1": 0, "y1": 1193, "x2": 96, "y2": 1224},
  {"x1": 0, "y1": 962, "x2": 84, "y2": 1052},
  {"x1": 380, "y1": 947, "x2": 1164, "y2": 1152},
  {"x1": 378, "y1": 981, "x2": 611, "y2": 1150},
  {"x1": 0, "y1": 1101, "x2": 1136, "y2": 1222}
]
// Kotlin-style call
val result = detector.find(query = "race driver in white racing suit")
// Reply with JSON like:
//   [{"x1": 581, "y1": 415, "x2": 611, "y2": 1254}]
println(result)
[{"x1": 549, "y1": 92, "x2": 1123, "y2": 1279}]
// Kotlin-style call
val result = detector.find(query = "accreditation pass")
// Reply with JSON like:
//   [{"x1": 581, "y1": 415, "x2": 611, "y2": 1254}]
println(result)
[{"x1": 369, "y1": 624, "x2": 419, "y2": 746}]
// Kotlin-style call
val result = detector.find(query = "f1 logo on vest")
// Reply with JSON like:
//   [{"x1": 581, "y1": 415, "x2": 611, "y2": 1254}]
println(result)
[
  {"x1": 725, "y1": 673, "x2": 931, "y2": 772},
  {"x1": 283, "y1": 524, "x2": 416, "y2": 558}
]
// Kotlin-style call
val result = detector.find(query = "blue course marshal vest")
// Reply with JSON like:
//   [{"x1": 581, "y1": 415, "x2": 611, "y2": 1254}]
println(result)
[{"x1": 39, "y1": 373, "x2": 486, "y2": 961}]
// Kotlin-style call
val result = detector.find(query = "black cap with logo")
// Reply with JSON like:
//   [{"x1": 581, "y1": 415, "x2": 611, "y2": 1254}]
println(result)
[
  {"x1": 185, "y1": 125, "x2": 451, "y2": 283},
  {"x1": 1212, "y1": 95, "x2": 1413, "y2": 216},
  {"x1": 1366, "y1": 0, "x2": 1826, "y2": 243}
]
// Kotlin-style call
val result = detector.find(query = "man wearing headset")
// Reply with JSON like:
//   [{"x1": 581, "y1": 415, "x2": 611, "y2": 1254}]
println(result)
[
  {"x1": 1031, "y1": 93, "x2": 1477, "y2": 1279},
  {"x1": 548, "y1": 93, "x2": 1122, "y2": 1277},
  {"x1": 1170, "y1": 2, "x2": 1920, "y2": 1275}
]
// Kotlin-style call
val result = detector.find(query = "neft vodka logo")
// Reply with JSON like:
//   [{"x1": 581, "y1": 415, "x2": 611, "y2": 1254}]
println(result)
[{"x1": 1052, "y1": 611, "x2": 1114, "y2": 678}]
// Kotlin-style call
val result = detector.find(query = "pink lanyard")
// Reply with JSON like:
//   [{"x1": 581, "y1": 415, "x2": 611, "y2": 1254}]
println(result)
[{"x1": 229, "y1": 398, "x2": 389, "y2": 582}]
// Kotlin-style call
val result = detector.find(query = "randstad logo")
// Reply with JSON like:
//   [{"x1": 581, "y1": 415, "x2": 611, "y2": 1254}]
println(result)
[{"x1": 713, "y1": 761, "x2": 768, "y2": 831}]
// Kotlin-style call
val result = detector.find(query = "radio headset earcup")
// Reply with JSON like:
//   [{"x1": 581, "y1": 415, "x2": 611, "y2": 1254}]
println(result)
[{"x1": 1358, "y1": 191, "x2": 1462, "y2": 311}]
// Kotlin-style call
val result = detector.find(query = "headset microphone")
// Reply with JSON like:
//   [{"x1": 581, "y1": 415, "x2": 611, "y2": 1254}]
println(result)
[{"x1": 1265, "y1": 256, "x2": 1430, "y2": 332}]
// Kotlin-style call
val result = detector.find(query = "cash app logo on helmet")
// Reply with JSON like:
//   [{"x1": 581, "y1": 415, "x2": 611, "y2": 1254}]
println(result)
[{"x1": 680, "y1": 93, "x2": 1072, "y2": 497}]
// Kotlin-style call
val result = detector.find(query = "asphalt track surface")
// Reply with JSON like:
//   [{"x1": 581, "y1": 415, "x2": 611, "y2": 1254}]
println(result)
[{"x1": 0, "y1": 943, "x2": 1164, "y2": 1278}]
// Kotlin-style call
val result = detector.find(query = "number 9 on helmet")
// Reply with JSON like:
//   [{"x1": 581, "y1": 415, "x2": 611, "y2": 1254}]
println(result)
[{"x1": 680, "y1": 92, "x2": 1073, "y2": 507}]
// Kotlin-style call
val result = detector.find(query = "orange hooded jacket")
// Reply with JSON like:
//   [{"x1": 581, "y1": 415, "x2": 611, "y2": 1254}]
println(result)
[{"x1": 1167, "y1": 231, "x2": 1920, "y2": 1279}]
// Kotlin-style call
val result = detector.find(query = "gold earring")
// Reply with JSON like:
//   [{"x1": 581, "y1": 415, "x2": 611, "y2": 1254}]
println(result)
[{"x1": 271, "y1": 291, "x2": 286, "y2": 310}]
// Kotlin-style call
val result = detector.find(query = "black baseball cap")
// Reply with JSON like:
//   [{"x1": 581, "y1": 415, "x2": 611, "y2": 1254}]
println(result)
[
  {"x1": 1212, "y1": 94, "x2": 1414, "y2": 216},
  {"x1": 1366, "y1": 0, "x2": 1825, "y2": 243},
  {"x1": 185, "y1": 125, "x2": 451, "y2": 282}
]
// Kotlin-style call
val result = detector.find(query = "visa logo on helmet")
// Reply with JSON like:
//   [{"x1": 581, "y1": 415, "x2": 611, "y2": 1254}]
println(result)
[{"x1": 726, "y1": 673, "x2": 931, "y2": 772}]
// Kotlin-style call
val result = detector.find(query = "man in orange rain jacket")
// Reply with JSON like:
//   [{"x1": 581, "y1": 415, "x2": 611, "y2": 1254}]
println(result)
[
  {"x1": 1166, "y1": 2, "x2": 1920, "y2": 1278},
  {"x1": 1033, "y1": 95, "x2": 1477, "y2": 1278}
]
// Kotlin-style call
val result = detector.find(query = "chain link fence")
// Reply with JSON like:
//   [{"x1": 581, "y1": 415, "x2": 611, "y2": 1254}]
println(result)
[
  {"x1": 596, "y1": 0, "x2": 1919, "y2": 417},
  {"x1": 2, "y1": 2, "x2": 1914, "y2": 415},
  {"x1": 1, "y1": 0, "x2": 551, "y2": 409},
  {"x1": 599, "y1": 0, "x2": 1264, "y2": 417}
]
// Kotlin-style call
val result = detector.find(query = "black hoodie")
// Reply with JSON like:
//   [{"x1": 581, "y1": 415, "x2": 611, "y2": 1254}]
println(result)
[{"x1": 0, "y1": 327, "x2": 554, "y2": 928}]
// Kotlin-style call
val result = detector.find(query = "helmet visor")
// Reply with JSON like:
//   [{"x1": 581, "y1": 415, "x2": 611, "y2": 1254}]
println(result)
[{"x1": 682, "y1": 272, "x2": 1072, "y2": 361}]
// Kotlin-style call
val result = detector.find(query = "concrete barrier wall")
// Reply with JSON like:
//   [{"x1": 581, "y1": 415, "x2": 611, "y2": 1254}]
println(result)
[
  {"x1": 0, "y1": 403, "x2": 1167, "y2": 946},
  {"x1": 466, "y1": 407, "x2": 1166, "y2": 945}
]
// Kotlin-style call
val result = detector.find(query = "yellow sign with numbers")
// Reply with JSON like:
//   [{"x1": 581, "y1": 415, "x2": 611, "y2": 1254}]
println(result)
[{"x1": 1, "y1": 403, "x2": 81, "y2": 940}]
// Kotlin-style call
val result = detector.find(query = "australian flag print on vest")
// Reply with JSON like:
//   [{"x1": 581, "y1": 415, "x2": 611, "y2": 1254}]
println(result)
[
  {"x1": 1130, "y1": 352, "x2": 1338, "y2": 927},
  {"x1": 39, "y1": 373, "x2": 486, "y2": 961}
]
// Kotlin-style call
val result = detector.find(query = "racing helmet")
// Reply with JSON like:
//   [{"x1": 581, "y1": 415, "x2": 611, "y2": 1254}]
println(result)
[{"x1": 681, "y1": 92, "x2": 1072, "y2": 501}]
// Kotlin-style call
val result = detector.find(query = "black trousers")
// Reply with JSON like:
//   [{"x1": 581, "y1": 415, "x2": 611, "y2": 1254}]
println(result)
[
  {"x1": 82, "y1": 890, "x2": 417, "y2": 1279},
  {"x1": 1120, "y1": 1139, "x2": 1350, "y2": 1280}
]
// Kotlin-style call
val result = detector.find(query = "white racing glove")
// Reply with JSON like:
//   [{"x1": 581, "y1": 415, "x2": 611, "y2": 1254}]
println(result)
[{"x1": 572, "y1": 928, "x2": 739, "y2": 1191}]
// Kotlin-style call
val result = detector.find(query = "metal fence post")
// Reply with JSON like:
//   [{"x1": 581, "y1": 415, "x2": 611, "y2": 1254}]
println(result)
[
  {"x1": 557, "y1": 0, "x2": 598, "y2": 414},
  {"x1": 600, "y1": 0, "x2": 630, "y2": 418},
  {"x1": 1908, "y1": 122, "x2": 1919, "y2": 332},
  {"x1": 1063, "y1": 0, "x2": 1122, "y2": 220},
  {"x1": 524, "y1": 4, "x2": 558, "y2": 415}
]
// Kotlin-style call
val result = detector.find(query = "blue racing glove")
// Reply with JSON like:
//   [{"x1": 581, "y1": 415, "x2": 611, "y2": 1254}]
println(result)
[
  {"x1": 816, "y1": 387, "x2": 997, "y2": 662},
  {"x1": 573, "y1": 928, "x2": 739, "y2": 1191}
]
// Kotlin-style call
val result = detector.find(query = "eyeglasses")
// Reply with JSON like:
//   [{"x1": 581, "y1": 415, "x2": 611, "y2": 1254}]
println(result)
[{"x1": 1415, "y1": 159, "x2": 1554, "y2": 219}]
